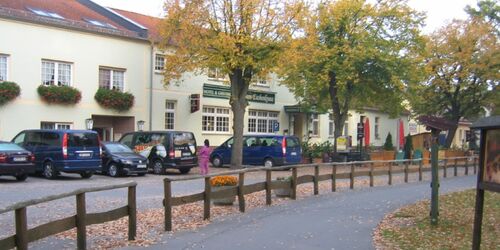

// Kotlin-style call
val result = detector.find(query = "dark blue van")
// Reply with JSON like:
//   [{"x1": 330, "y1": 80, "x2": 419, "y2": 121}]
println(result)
[
  {"x1": 210, "y1": 135, "x2": 302, "y2": 167},
  {"x1": 11, "y1": 130, "x2": 102, "y2": 179}
]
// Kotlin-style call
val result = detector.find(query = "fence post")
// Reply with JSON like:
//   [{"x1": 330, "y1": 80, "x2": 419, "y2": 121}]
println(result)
[
  {"x1": 454, "y1": 158, "x2": 458, "y2": 177},
  {"x1": 163, "y1": 179, "x2": 172, "y2": 231},
  {"x1": 388, "y1": 162, "x2": 393, "y2": 185},
  {"x1": 15, "y1": 207, "x2": 28, "y2": 250},
  {"x1": 314, "y1": 165, "x2": 319, "y2": 195},
  {"x1": 204, "y1": 177, "x2": 211, "y2": 220},
  {"x1": 291, "y1": 167, "x2": 298, "y2": 200},
  {"x1": 266, "y1": 169, "x2": 272, "y2": 205},
  {"x1": 443, "y1": 159, "x2": 447, "y2": 178},
  {"x1": 473, "y1": 157, "x2": 477, "y2": 174},
  {"x1": 332, "y1": 165, "x2": 337, "y2": 192},
  {"x1": 404, "y1": 160, "x2": 409, "y2": 183},
  {"x1": 465, "y1": 157, "x2": 469, "y2": 175},
  {"x1": 350, "y1": 163, "x2": 355, "y2": 189},
  {"x1": 76, "y1": 193, "x2": 86, "y2": 250},
  {"x1": 419, "y1": 159, "x2": 423, "y2": 181},
  {"x1": 127, "y1": 185, "x2": 137, "y2": 240},
  {"x1": 369, "y1": 163, "x2": 374, "y2": 187},
  {"x1": 238, "y1": 172, "x2": 245, "y2": 213}
]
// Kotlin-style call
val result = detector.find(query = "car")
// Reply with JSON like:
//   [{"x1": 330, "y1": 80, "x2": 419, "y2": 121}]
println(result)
[
  {"x1": 11, "y1": 129, "x2": 102, "y2": 179},
  {"x1": 118, "y1": 131, "x2": 197, "y2": 174},
  {"x1": 0, "y1": 141, "x2": 35, "y2": 181},
  {"x1": 101, "y1": 142, "x2": 148, "y2": 177},
  {"x1": 210, "y1": 135, "x2": 302, "y2": 168}
]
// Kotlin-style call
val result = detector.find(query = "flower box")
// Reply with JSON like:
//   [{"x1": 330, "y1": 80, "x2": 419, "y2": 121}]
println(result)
[
  {"x1": 37, "y1": 85, "x2": 81, "y2": 105},
  {"x1": 0, "y1": 81, "x2": 20, "y2": 105},
  {"x1": 211, "y1": 175, "x2": 238, "y2": 206},
  {"x1": 94, "y1": 88, "x2": 134, "y2": 111},
  {"x1": 212, "y1": 186, "x2": 237, "y2": 205},
  {"x1": 273, "y1": 177, "x2": 292, "y2": 198}
]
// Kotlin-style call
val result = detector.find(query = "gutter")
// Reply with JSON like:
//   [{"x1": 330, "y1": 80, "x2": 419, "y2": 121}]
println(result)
[{"x1": 149, "y1": 43, "x2": 154, "y2": 131}]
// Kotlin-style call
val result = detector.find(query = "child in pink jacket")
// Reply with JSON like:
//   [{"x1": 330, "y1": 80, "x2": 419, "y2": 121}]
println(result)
[{"x1": 199, "y1": 139, "x2": 211, "y2": 175}]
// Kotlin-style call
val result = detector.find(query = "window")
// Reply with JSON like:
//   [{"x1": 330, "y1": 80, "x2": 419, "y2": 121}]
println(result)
[
  {"x1": 40, "y1": 122, "x2": 72, "y2": 130},
  {"x1": 165, "y1": 100, "x2": 175, "y2": 130},
  {"x1": 28, "y1": 8, "x2": 64, "y2": 19},
  {"x1": 99, "y1": 68, "x2": 125, "y2": 92},
  {"x1": 84, "y1": 19, "x2": 116, "y2": 29},
  {"x1": 251, "y1": 76, "x2": 268, "y2": 87},
  {"x1": 248, "y1": 110, "x2": 279, "y2": 134},
  {"x1": 155, "y1": 54, "x2": 165, "y2": 71},
  {"x1": 343, "y1": 122, "x2": 349, "y2": 136},
  {"x1": 375, "y1": 117, "x2": 380, "y2": 139},
  {"x1": 328, "y1": 114, "x2": 334, "y2": 137},
  {"x1": 42, "y1": 60, "x2": 72, "y2": 86},
  {"x1": 310, "y1": 114, "x2": 319, "y2": 136},
  {"x1": 207, "y1": 68, "x2": 226, "y2": 81},
  {"x1": 0, "y1": 55, "x2": 7, "y2": 81},
  {"x1": 202, "y1": 106, "x2": 230, "y2": 133}
]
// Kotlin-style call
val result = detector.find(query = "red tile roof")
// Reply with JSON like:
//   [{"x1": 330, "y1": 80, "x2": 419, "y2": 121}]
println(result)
[{"x1": 111, "y1": 8, "x2": 162, "y2": 41}]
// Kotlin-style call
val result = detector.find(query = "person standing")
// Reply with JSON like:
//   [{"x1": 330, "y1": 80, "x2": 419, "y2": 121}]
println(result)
[{"x1": 199, "y1": 139, "x2": 211, "y2": 175}]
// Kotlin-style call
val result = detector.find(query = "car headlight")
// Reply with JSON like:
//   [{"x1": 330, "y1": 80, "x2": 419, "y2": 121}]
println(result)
[{"x1": 120, "y1": 159, "x2": 133, "y2": 165}]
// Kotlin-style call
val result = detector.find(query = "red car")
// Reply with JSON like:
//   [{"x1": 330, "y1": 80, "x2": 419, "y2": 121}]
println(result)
[{"x1": 0, "y1": 141, "x2": 35, "y2": 181}]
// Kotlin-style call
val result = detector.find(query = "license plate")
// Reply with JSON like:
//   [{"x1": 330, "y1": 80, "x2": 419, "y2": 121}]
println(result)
[
  {"x1": 13, "y1": 157, "x2": 26, "y2": 162},
  {"x1": 137, "y1": 164, "x2": 147, "y2": 169},
  {"x1": 79, "y1": 153, "x2": 91, "y2": 157},
  {"x1": 291, "y1": 152, "x2": 297, "y2": 156},
  {"x1": 182, "y1": 152, "x2": 191, "y2": 156}
]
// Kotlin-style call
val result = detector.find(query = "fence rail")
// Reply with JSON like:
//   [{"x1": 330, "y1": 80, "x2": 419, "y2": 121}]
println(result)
[
  {"x1": 163, "y1": 156, "x2": 478, "y2": 231},
  {"x1": 0, "y1": 182, "x2": 137, "y2": 250}
]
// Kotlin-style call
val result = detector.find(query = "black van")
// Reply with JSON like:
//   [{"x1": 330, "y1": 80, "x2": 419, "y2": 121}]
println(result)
[
  {"x1": 118, "y1": 131, "x2": 197, "y2": 174},
  {"x1": 11, "y1": 129, "x2": 102, "y2": 179}
]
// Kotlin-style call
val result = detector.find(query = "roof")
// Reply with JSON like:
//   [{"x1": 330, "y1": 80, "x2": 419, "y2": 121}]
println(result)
[
  {"x1": 0, "y1": 0, "x2": 146, "y2": 40},
  {"x1": 471, "y1": 116, "x2": 500, "y2": 129},
  {"x1": 111, "y1": 8, "x2": 161, "y2": 41}
]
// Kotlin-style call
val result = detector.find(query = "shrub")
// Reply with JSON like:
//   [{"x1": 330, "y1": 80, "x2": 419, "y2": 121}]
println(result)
[
  {"x1": 94, "y1": 88, "x2": 134, "y2": 112},
  {"x1": 403, "y1": 133, "x2": 413, "y2": 159},
  {"x1": 383, "y1": 132, "x2": 394, "y2": 151},
  {"x1": 37, "y1": 85, "x2": 81, "y2": 105},
  {"x1": 210, "y1": 176, "x2": 238, "y2": 187},
  {"x1": 0, "y1": 81, "x2": 20, "y2": 105}
]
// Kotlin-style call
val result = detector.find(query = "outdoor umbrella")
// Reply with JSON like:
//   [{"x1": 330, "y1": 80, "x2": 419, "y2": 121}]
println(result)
[
  {"x1": 399, "y1": 119, "x2": 405, "y2": 149},
  {"x1": 364, "y1": 117, "x2": 370, "y2": 147}
]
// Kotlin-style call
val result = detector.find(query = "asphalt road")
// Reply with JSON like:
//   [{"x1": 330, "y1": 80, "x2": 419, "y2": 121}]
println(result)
[{"x1": 124, "y1": 175, "x2": 477, "y2": 250}]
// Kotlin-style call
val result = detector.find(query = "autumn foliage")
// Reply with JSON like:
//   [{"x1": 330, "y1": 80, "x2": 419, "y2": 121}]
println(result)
[{"x1": 210, "y1": 176, "x2": 238, "y2": 187}]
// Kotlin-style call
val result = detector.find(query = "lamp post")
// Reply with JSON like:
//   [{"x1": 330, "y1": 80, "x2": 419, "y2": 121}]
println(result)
[
  {"x1": 137, "y1": 120, "x2": 145, "y2": 131},
  {"x1": 85, "y1": 118, "x2": 93, "y2": 130}
]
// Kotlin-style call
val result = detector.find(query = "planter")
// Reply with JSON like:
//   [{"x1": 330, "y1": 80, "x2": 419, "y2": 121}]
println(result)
[
  {"x1": 37, "y1": 85, "x2": 81, "y2": 105},
  {"x1": 94, "y1": 88, "x2": 134, "y2": 111},
  {"x1": 212, "y1": 185, "x2": 236, "y2": 205},
  {"x1": 274, "y1": 184, "x2": 291, "y2": 198},
  {"x1": 369, "y1": 150, "x2": 395, "y2": 166},
  {"x1": 0, "y1": 81, "x2": 21, "y2": 105}
]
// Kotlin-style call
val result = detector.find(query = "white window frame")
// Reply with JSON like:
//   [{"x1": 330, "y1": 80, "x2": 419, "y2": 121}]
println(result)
[
  {"x1": 40, "y1": 122, "x2": 73, "y2": 130},
  {"x1": 41, "y1": 60, "x2": 73, "y2": 86},
  {"x1": 99, "y1": 67, "x2": 125, "y2": 92},
  {"x1": 251, "y1": 76, "x2": 269, "y2": 87},
  {"x1": 248, "y1": 110, "x2": 279, "y2": 134},
  {"x1": 328, "y1": 114, "x2": 334, "y2": 137},
  {"x1": 202, "y1": 106, "x2": 231, "y2": 133},
  {"x1": 165, "y1": 100, "x2": 175, "y2": 130},
  {"x1": 155, "y1": 54, "x2": 165, "y2": 72},
  {"x1": 375, "y1": 117, "x2": 380, "y2": 139},
  {"x1": 207, "y1": 68, "x2": 227, "y2": 81},
  {"x1": 310, "y1": 114, "x2": 319, "y2": 137},
  {"x1": 0, "y1": 54, "x2": 8, "y2": 81}
]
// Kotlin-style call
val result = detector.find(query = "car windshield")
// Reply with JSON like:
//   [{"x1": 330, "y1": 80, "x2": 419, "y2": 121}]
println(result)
[
  {"x1": 105, "y1": 143, "x2": 133, "y2": 153},
  {"x1": 0, "y1": 143, "x2": 24, "y2": 151}
]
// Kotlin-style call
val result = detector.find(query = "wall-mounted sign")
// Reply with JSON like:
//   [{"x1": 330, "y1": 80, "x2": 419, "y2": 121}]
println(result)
[
  {"x1": 483, "y1": 129, "x2": 500, "y2": 184},
  {"x1": 203, "y1": 84, "x2": 275, "y2": 104},
  {"x1": 409, "y1": 122, "x2": 418, "y2": 134}
]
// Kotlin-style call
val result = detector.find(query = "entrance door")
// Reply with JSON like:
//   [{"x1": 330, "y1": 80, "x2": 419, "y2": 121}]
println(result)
[{"x1": 94, "y1": 127, "x2": 113, "y2": 141}]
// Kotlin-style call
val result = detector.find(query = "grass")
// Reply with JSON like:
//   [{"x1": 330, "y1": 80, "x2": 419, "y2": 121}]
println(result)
[{"x1": 377, "y1": 189, "x2": 500, "y2": 250}]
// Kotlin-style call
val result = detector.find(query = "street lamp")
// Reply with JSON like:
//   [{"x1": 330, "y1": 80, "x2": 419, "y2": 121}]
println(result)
[
  {"x1": 85, "y1": 118, "x2": 94, "y2": 130},
  {"x1": 137, "y1": 120, "x2": 145, "y2": 131}
]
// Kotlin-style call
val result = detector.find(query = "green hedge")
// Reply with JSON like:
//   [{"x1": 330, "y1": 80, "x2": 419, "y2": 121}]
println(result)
[
  {"x1": 94, "y1": 88, "x2": 134, "y2": 112},
  {"x1": 37, "y1": 85, "x2": 82, "y2": 105},
  {"x1": 0, "y1": 81, "x2": 21, "y2": 105}
]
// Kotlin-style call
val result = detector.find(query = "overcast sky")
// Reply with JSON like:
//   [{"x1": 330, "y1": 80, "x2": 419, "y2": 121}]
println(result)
[{"x1": 93, "y1": 0, "x2": 479, "y2": 34}]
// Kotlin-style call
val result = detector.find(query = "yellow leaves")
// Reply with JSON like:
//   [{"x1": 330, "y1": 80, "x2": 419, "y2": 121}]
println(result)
[{"x1": 210, "y1": 175, "x2": 238, "y2": 186}]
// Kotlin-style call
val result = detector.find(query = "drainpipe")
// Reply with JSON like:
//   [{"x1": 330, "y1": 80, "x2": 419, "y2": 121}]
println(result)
[{"x1": 149, "y1": 43, "x2": 154, "y2": 131}]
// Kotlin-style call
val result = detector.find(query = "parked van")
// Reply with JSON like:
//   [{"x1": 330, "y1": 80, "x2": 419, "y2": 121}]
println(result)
[
  {"x1": 118, "y1": 131, "x2": 197, "y2": 174},
  {"x1": 11, "y1": 130, "x2": 102, "y2": 179},
  {"x1": 210, "y1": 135, "x2": 302, "y2": 167}
]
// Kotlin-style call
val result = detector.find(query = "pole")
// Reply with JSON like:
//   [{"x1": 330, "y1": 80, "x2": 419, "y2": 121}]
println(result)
[{"x1": 430, "y1": 129, "x2": 440, "y2": 225}]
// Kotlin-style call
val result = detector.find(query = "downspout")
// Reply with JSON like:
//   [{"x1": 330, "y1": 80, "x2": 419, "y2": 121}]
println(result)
[{"x1": 149, "y1": 42, "x2": 154, "y2": 131}]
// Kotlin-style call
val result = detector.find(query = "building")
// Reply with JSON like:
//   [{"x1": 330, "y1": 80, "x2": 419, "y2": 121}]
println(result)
[{"x1": 0, "y1": 0, "x2": 409, "y2": 149}]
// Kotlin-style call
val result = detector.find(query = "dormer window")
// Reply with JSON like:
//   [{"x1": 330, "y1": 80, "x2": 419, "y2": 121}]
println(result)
[
  {"x1": 27, "y1": 7, "x2": 64, "y2": 19},
  {"x1": 84, "y1": 19, "x2": 116, "y2": 29}
]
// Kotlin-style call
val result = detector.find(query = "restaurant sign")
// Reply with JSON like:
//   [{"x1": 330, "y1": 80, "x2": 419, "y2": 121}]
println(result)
[{"x1": 203, "y1": 84, "x2": 275, "y2": 104}]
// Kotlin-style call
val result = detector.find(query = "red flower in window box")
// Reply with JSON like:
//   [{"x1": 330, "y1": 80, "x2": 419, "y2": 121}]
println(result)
[
  {"x1": 94, "y1": 88, "x2": 134, "y2": 112},
  {"x1": 37, "y1": 85, "x2": 81, "y2": 105}
]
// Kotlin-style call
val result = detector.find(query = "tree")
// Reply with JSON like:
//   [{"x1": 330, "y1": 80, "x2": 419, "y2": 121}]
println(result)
[
  {"x1": 278, "y1": 0, "x2": 425, "y2": 152},
  {"x1": 410, "y1": 18, "x2": 499, "y2": 148},
  {"x1": 465, "y1": 0, "x2": 499, "y2": 34},
  {"x1": 159, "y1": 0, "x2": 304, "y2": 168},
  {"x1": 403, "y1": 133, "x2": 413, "y2": 159},
  {"x1": 384, "y1": 132, "x2": 394, "y2": 151}
]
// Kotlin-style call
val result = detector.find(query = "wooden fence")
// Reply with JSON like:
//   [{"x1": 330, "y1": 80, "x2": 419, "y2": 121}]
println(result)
[
  {"x1": 163, "y1": 156, "x2": 478, "y2": 231},
  {"x1": 0, "y1": 181, "x2": 137, "y2": 250}
]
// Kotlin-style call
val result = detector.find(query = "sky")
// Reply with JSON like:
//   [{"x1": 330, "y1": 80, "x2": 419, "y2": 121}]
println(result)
[{"x1": 93, "y1": 0, "x2": 479, "y2": 34}]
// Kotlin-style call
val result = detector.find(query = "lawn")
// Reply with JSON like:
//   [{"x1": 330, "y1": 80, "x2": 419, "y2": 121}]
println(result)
[{"x1": 375, "y1": 189, "x2": 500, "y2": 249}]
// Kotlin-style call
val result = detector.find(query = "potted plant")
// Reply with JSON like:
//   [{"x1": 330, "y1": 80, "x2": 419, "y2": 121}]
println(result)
[
  {"x1": 94, "y1": 88, "x2": 134, "y2": 112},
  {"x1": 274, "y1": 176, "x2": 292, "y2": 197},
  {"x1": 0, "y1": 81, "x2": 20, "y2": 105},
  {"x1": 210, "y1": 175, "x2": 238, "y2": 205},
  {"x1": 37, "y1": 85, "x2": 81, "y2": 105}
]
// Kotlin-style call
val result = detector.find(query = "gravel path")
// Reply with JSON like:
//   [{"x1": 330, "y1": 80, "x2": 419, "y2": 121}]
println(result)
[{"x1": 125, "y1": 175, "x2": 477, "y2": 250}]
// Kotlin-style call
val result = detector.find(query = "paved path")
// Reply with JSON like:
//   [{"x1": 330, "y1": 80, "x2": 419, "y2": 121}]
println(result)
[{"x1": 126, "y1": 175, "x2": 476, "y2": 250}]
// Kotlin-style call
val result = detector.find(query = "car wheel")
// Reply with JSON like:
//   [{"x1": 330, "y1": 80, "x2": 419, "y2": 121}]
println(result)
[
  {"x1": 108, "y1": 164, "x2": 121, "y2": 177},
  {"x1": 43, "y1": 161, "x2": 58, "y2": 179},
  {"x1": 211, "y1": 156, "x2": 223, "y2": 168},
  {"x1": 264, "y1": 158, "x2": 274, "y2": 168},
  {"x1": 153, "y1": 160, "x2": 165, "y2": 175},
  {"x1": 179, "y1": 168, "x2": 191, "y2": 174},
  {"x1": 80, "y1": 171, "x2": 93, "y2": 179},
  {"x1": 15, "y1": 174, "x2": 28, "y2": 181}
]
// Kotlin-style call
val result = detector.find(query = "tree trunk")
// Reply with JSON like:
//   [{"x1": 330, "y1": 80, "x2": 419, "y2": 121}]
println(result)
[
  {"x1": 328, "y1": 71, "x2": 349, "y2": 153},
  {"x1": 229, "y1": 68, "x2": 250, "y2": 168},
  {"x1": 444, "y1": 124, "x2": 458, "y2": 148}
]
